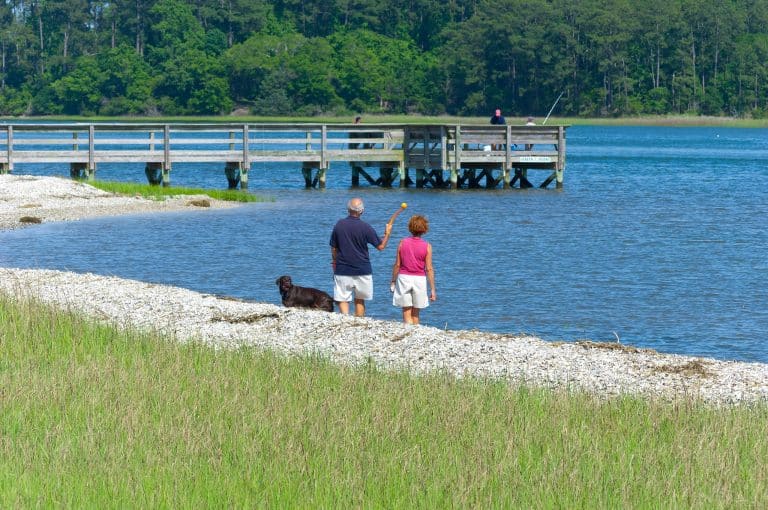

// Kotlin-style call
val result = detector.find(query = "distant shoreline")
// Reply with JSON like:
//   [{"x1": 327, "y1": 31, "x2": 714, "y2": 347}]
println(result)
[{"x1": 2, "y1": 114, "x2": 766, "y2": 128}]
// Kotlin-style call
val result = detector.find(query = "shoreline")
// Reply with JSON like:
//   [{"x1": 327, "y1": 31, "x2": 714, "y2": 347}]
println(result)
[
  {"x1": 0, "y1": 174, "x2": 239, "y2": 231},
  {"x1": 9, "y1": 115, "x2": 768, "y2": 128},
  {"x1": 1, "y1": 174, "x2": 767, "y2": 405}
]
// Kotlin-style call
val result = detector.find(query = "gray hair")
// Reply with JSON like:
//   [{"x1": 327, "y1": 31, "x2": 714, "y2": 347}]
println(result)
[{"x1": 347, "y1": 198, "x2": 364, "y2": 214}]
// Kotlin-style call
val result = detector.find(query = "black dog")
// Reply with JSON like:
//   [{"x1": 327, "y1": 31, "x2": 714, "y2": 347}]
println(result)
[{"x1": 276, "y1": 275, "x2": 334, "y2": 312}]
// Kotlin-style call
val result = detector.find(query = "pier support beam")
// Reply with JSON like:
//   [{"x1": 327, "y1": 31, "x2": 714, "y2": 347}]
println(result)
[
  {"x1": 224, "y1": 162, "x2": 241, "y2": 189},
  {"x1": 539, "y1": 172, "x2": 557, "y2": 189},
  {"x1": 145, "y1": 163, "x2": 163, "y2": 185},
  {"x1": 379, "y1": 168, "x2": 395, "y2": 187},
  {"x1": 417, "y1": 169, "x2": 446, "y2": 189},
  {"x1": 484, "y1": 168, "x2": 500, "y2": 189},
  {"x1": 0, "y1": 163, "x2": 10, "y2": 175},
  {"x1": 398, "y1": 163, "x2": 408, "y2": 188},
  {"x1": 502, "y1": 167, "x2": 511, "y2": 189},
  {"x1": 416, "y1": 169, "x2": 425, "y2": 188},
  {"x1": 302, "y1": 164, "x2": 326, "y2": 188},
  {"x1": 144, "y1": 161, "x2": 170, "y2": 186},
  {"x1": 162, "y1": 165, "x2": 171, "y2": 187},
  {"x1": 318, "y1": 166, "x2": 327, "y2": 188},
  {"x1": 519, "y1": 168, "x2": 533, "y2": 188},
  {"x1": 70, "y1": 162, "x2": 92, "y2": 181}
]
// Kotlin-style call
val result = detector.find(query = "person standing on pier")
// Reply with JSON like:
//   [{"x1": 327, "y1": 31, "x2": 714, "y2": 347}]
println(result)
[
  {"x1": 490, "y1": 108, "x2": 506, "y2": 125},
  {"x1": 349, "y1": 116, "x2": 363, "y2": 149},
  {"x1": 390, "y1": 215, "x2": 436, "y2": 325},
  {"x1": 525, "y1": 116, "x2": 536, "y2": 150},
  {"x1": 330, "y1": 197, "x2": 392, "y2": 317},
  {"x1": 490, "y1": 108, "x2": 505, "y2": 150}
]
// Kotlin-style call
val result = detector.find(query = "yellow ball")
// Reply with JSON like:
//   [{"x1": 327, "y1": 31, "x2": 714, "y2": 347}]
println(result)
[{"x1": 401, "y1": 202, "x2": 408, "y2": 208}]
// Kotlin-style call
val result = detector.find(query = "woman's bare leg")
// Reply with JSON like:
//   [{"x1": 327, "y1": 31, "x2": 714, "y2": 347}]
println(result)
[{"x1": 411, "y1": 307, "x2": 421, "y2": 325}]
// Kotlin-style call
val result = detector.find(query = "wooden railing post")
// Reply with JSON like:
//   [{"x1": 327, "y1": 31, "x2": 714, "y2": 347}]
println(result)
[
  {"x1": 241, "y1": 124, "x2": 250, "y2": 189},
  {"x1": 1, "y1": 126, "x2": 12, "y2": 173},
  {"x1": 320, "y1": 125, "x2": 327, "y2": 188},
  {"x1": 320, "y1": 125, "x2": 327, "y2": 170},
  {"x1": 451, "y1": 125, "x2": 461, "y2": 188},
  {"x1": 440, "y1": 126, "x2": 447, "y2": 174},
  {"x1": 88, "y1": 125, "x2": 95, "y2": 180},
  {"x1": 163, "y1": 124, "x2": 171, "y2": 186},
  {"x1": 504, "y1": 125, "x2": 512, "y2": 188}
]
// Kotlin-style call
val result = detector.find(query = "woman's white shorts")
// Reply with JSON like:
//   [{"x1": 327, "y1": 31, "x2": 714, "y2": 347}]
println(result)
[{"x1": 392, "y1": 274, "x2": 429, "y2": 309}]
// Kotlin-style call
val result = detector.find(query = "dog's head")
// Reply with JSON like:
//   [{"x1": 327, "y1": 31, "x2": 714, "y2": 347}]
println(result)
[{"x1": 276, "y1": 275, "x2": 293, "y2": 293}]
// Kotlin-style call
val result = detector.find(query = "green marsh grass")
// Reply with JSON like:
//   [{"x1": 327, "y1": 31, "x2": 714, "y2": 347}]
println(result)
[
  {"x1": 87, "y1": 180, "x2": 265, "y2": 203},
  {"x1": 1, "y1": 295, "x2": 766, "y2": 507}
]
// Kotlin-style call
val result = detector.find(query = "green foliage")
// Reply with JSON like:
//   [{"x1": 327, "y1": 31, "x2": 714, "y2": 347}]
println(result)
[
  {"x1": 225, "y1": 30, "x2": 341, "y2": 115},
  {"x1": 156, "y1": 48, "x2": 233, "y2": 114},
  {"x1": 0, "y1": 0, "x2": 765, "y2": 117},
  {"x1": 0, "y1": 87, "x2": 32, "y2": 116},
  {"x1": 147, "y1": 0, "x2": 206, "y2": 62},
  {"x1": 51, "y1": 58, "x2": 103, "y2": 115},
  {"x1": 330, "y1": 29, "x2": 436, "y2": 113}
]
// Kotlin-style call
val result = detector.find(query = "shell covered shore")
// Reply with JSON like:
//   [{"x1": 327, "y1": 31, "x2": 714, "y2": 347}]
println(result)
[{"x1": 2, "y1": 175, "x2": 767, "y2": 405}]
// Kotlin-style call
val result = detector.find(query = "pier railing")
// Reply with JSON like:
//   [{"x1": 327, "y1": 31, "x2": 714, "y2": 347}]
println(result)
[{"x1": 0, "y1": 122, "x2": 567, "y2": 189}]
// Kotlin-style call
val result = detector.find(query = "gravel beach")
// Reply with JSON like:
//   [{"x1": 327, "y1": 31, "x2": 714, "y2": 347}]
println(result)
[
  {"x1": 0, "y1": 174, "x2": 239, "y2": 230},
  {"x1": 2, "y1": 174, "x2": 767, "y2": 406}
]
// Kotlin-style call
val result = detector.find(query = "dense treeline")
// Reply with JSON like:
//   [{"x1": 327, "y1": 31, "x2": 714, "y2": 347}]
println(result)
[{"x1": 0, "y1": 0, "x2": 766, "y2": 118}]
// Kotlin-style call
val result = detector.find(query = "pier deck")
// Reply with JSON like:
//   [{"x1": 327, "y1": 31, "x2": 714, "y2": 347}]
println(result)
[{"x1": 0, "y1": 122, "x2": 567, "y2": 189}]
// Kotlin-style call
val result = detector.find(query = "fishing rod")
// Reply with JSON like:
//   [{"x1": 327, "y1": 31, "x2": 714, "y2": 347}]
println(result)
[{"x1": 542, "y1": 90, "x2": 565, "y2": 125}]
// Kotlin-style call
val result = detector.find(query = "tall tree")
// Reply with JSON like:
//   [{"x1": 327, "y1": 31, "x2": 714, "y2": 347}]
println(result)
[{"x1": 41, "y1": 0, "x2": 91, "y2": 74}]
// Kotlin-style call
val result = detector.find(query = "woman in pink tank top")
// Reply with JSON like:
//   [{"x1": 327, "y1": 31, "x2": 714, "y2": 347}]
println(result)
[{"x1": 390, "y1": 215, "x2": 437, "y2": 324}]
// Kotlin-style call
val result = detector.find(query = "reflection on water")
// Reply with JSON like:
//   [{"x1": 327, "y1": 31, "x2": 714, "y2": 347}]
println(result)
[{"x1": 1, "y1": 126, "x2": 767, "y2": 363}]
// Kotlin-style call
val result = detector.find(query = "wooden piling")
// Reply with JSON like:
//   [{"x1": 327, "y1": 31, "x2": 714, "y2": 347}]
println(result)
[
  {"x1": 145, "y1": 162, "x2": 163, "y2": 185},
  {"x1": 556, "y1": 126, "x2": 566, "y2": 188},
  {"x1": 224, "y1": 162, "x2": 241, "y2": 189},
  {"x1": 70, "y1": 162, "x2": 88, "y2": 180}
]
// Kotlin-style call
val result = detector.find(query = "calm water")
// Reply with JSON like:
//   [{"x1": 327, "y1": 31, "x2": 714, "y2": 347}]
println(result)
[{"x1": 1, "y1": 126, "x2": 767, "y2": 362}]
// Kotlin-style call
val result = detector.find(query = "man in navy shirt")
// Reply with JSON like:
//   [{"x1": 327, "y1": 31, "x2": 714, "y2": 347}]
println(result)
[
  {"x1": 490, "y1": 108, "x2": 505, "y2": 149},
  {"x1": 330, "y1": 197, "x2": 392, "y2": 316},
  {"x1": 490, "y1": 108, "x2": 505, "y2": 125}
]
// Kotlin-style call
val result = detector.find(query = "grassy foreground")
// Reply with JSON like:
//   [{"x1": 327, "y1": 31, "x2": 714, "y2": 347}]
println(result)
[
  {"x1": 88, "y1": 180, "x2": 264, "y2": 203},
  {"x1": 1, "y1": 296, "x2": 766, "y2": 508}
]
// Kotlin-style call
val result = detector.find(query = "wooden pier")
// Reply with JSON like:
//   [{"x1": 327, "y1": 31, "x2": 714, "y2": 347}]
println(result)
[{"x1": 0, "y1": 122, "x2": 567, "y2": 189}]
